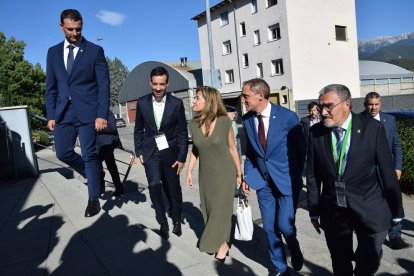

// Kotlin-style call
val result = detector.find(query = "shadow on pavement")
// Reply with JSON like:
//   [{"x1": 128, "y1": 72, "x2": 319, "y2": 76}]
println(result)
[{"x1": 53, "y1": 214, "x2": 181, "y2": 275}]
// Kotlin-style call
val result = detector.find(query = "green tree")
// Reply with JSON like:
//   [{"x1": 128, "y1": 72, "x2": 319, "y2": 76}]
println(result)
[
  {"x1": 0, "y1": 32, "x2": 46, "y2": 128},
  {"x1": 106, "y1": 57, "x2": 129, "y2": 107}
]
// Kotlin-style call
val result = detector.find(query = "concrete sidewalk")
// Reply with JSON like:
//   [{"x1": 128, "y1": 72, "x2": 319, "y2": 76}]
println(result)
[{"x1": 0, "y1": 128, "x2": 413, "y2": 275}]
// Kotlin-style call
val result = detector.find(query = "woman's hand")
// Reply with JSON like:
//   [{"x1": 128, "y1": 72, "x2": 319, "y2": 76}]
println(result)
[
  {"x1": 236, "y1": 175, "x2": 242, "y2": 188},
  {"x1": 186, "y1": 171, "x2": 193, "y2": 188}
]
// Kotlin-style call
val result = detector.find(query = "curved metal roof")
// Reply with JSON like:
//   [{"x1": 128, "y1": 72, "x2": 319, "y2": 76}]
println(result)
[
  {"x1": 359, "y1": 60, "x2": 414, "y2": 80},
  {"x1": 118, "y1": 60, "x2": 202, "y2": 103}
]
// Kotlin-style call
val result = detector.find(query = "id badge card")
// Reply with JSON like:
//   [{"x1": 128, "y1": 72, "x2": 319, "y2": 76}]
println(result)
[
  {"x1": 335, "y1": 179, "x2": 347, "y2": 208},
  {"x1": 155, "y1": 133, "x2": 169, "y2": 151}
]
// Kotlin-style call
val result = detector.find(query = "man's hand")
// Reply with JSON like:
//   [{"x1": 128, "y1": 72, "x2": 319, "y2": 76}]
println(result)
[
  {"x1": 95, "y1": 118, "x2": 108, "y2": 131},
  {"x1": 311, "y1": 219, "x2": 322, "y2": 234},
  {"x1": 172, "y1": 161, "x2": 184, "y2": 175},
  {"x1": 47, "y1": 120, "x2": 55, "y2": 131},
  {"x1": 242, "y1": 181, "x2": 251, "y2": 195},
  {"x1": 139, "y1": 155, "x2": 144, "y2": 164},
  {"x1": 395, "y1": 169, "x2": 402, "y2": 182}
]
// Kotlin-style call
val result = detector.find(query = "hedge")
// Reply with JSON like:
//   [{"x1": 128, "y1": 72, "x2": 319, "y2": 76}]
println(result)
[{"x1": 397, "y1": 119, "x2": 414, "y2": 194}]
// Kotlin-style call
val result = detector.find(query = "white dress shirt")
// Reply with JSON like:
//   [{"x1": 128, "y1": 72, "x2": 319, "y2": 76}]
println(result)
[
  {"x1": 63, "y1": 39, "x2": 80, "y2": 70},
  {"x1": 152, "y1": 95, "x2": 166, "y2": 130}
]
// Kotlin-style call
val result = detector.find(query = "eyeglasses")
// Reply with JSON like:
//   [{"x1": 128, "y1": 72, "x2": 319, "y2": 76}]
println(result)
[{"x1": 318, "y1": 99, "x2": 347, "y2": 113}]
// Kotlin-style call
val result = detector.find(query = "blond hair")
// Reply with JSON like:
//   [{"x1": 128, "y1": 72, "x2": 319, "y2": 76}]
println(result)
[{"x1": 193, "y1": 86, "x2": 227, "y2": 136}]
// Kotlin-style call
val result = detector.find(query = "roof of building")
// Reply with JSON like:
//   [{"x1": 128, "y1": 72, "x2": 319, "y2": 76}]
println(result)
[
  {"x1": 359, "y1": 60, "x2": 414, "y2": 80},
  {"x1": 191, "y1": 0, "x2": 231, "y2": 20},
  {"x1": 118, "y1": 60, "x2": 202, "y2": 103}
]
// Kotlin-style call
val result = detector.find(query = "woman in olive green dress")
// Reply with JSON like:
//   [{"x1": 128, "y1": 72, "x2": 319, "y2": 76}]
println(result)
[{"x1": 186, "y1": 86, "x2": 242, "y2": 262}]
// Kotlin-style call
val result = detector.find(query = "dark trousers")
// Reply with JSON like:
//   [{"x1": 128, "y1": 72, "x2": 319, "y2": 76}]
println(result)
[
  {"x1": 323, "y1": 208, "x2": 387, "y2": 276},
  {"x1": 98, "y1": 145, "x2": 122, "y2": 190},
  {"x1": 54, "y1": 106, "x2": 100, "y2": 198},
  {"x1": 143, "y1": 148, "x2": 182, "y2": 225}
]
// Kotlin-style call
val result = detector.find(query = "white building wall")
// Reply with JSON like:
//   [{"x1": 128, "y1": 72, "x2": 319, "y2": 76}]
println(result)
[
  {"x1": 286, "y1": 0, "x2": 360, "y2": 100},
  {"x1": 195, "y1": 0, "x2": 360, "y2": 103}
]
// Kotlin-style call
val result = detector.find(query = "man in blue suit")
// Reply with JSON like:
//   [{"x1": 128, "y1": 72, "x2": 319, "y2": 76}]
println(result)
[
  {"x1": 241, "y1": 78, "x2": 306, "y2": 276},
  {"x1": 360, "y1": 92, "x2": 411, "y2": 250},
  {"x1": 134, "y1": 66, "x2": 188, "y2": 239},
  {"x1": 45, "y1": 9, "x2": 110, "y2": 217}
]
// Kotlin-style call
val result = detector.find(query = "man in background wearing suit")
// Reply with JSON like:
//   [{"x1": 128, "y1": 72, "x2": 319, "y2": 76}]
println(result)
[
  {"x1": 241, "y1": 78, "x2": 306, "y2": 276},
  {"x1": 360, "y1": 92, "x2": 411, "y2": 250},
  {"x1": 306, "y1": 84, "x2": 404, "y2": 275},
  {"x1": 300, "y1": 101, "x2": 321, "y2": 146},
  {"x1": 45, "y1": 9, "x2": 110, "y2": 217},
  {"x1": 134, "y1": 66, "x2": 188, "y2": 239}
]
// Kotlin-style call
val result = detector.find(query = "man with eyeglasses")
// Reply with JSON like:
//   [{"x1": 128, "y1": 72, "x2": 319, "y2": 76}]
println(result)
[
  {"x1": 306, "y1": 84, "x2": 404, "y2": 275},
  {"x1": 360, "y1": 92, "x2": 411, "y2": 250}
]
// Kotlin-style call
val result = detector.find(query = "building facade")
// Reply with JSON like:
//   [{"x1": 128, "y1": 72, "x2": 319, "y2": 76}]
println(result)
[
  {"x1": 192, "y1": 0, "x2": 360, "y2": 109},
  {"x1": 359, "y1": 60, "x2": 414, "y2": 97}
]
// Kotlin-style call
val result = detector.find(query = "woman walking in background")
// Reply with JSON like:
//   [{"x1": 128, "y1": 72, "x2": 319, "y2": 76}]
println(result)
[{"x1": 186, "y1": 86, "x2": 242, "y2": 262}]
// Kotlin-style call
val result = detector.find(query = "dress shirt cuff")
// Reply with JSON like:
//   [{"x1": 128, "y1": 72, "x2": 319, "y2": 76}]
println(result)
[{"x1": 392, "y1": 218, "x2": 402, "y2": 223}]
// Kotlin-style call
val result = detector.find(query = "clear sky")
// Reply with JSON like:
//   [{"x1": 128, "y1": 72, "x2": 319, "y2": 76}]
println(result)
[{"x1": 1, "y1": 0, "x2": 413, "y2": 71}]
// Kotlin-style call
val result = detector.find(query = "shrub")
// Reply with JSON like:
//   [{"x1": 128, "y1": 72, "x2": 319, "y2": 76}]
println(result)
[{"x1": 397, "y1": 119, "x2": 414, "y2": 194}]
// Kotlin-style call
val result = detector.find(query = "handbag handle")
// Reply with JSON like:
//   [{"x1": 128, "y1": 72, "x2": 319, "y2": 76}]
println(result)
[{"x1": 237, "y1": 184, "x2": 247, "y2": 200}]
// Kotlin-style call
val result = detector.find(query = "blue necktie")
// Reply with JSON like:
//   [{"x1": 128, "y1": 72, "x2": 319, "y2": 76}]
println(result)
[
  {"x1": 334, "y1": 127, "x2": 345, "y2": 162},
  {"x1": 67, "y1": 45, "x2": 75, "y2": 74}
]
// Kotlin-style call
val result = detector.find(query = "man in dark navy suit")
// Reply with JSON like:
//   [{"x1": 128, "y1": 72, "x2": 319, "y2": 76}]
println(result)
[
  {"x1": 134, "y1": 66, "x2": 188, "y2": 239},
  {"x1": 45, "y1": 9, "x2": 110, "y2": 217},
  {"x1": 360, "y1": 92, "x2": 412, "y2": 250},
  {"x1": 307, "y1": 84, "x2": 404, "y2": 275}
]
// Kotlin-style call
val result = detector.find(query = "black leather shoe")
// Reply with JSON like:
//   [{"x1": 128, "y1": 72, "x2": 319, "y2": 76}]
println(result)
[
  {"x1": 84, "y1": 198, "x2": 101, "y2": 217},
  {"x1": 386, "y1": 237, "x2": 413, "y2": 250},
  {"x1": 291, "y1": 246, "x2": 304, "y2": 271},
  {"x1": 160, "y1": 222, "x2": 169, "y2": 239},
  {"x1": 172, "y1": 221, "x2": 182, "y2": 237},
  {"x1": 112, "y1": 189, "x2": 124, "y2": 197}
]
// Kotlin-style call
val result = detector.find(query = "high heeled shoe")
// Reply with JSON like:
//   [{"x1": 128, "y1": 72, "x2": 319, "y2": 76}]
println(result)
[{"x1": 214, "y1": 250, "x2": 229, "y2": 262}]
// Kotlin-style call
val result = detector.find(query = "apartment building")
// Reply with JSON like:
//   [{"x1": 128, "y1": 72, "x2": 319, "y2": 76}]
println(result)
[{"x1": 192, "y1": 0, "x2": 360, "y2": 109}]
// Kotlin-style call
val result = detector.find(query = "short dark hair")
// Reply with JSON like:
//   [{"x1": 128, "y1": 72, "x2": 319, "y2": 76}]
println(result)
[
  {"x1": 364, "y1": 92, "x2": 381, "y2": 106},
  {"x1": 307, "y1": 101, "x2": 318, "y2": 111},
  {"x1": 61, "y1": 9, "x2": 83, "y2": 25},
  {"x1": 150, "y1": 66, "x2": 169, "y2": 83},
  {"x1": 242, "y1": 78, "x2": 270, "y2": 99}
]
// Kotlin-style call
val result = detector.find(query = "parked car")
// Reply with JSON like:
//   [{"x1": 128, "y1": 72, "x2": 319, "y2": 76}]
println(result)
[
  {"x1": 116, "y1": 118, "x2": 127, "y2": 128},
  {"x1": 383, "y1": 110, "x2": 414, "y2": 121}
]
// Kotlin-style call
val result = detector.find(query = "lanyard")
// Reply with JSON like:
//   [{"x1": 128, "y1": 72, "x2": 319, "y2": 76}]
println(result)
[
  {"x1": 153, "y1": 110, "x2": 160, "y2": 131},
  {"x1": 331, "y1": 119, "x2": 352, "y2": 177}
]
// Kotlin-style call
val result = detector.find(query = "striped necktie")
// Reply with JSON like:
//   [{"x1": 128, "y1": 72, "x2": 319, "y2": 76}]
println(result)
[{"x1": 334, "y1": 127, "x2": 345, "y2": 162}]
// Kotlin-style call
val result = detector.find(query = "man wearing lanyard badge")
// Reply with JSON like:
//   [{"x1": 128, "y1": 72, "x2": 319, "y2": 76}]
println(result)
[
  {"x1": 134, "y1": 66, "x2": 188, "y2": 239},
  {"x1": 306, "y1": 84, "x2": 404, "y2": 275}
]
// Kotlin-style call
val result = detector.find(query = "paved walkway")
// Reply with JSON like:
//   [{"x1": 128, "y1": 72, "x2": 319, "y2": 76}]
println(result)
[{"x1": 0, "y1": 126, "x2": 413, "y2": 275}]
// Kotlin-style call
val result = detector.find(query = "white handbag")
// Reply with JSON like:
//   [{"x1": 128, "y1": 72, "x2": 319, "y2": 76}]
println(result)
[{"x1": 234, "y1": 187, "x2": 254, "y2": 241}]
